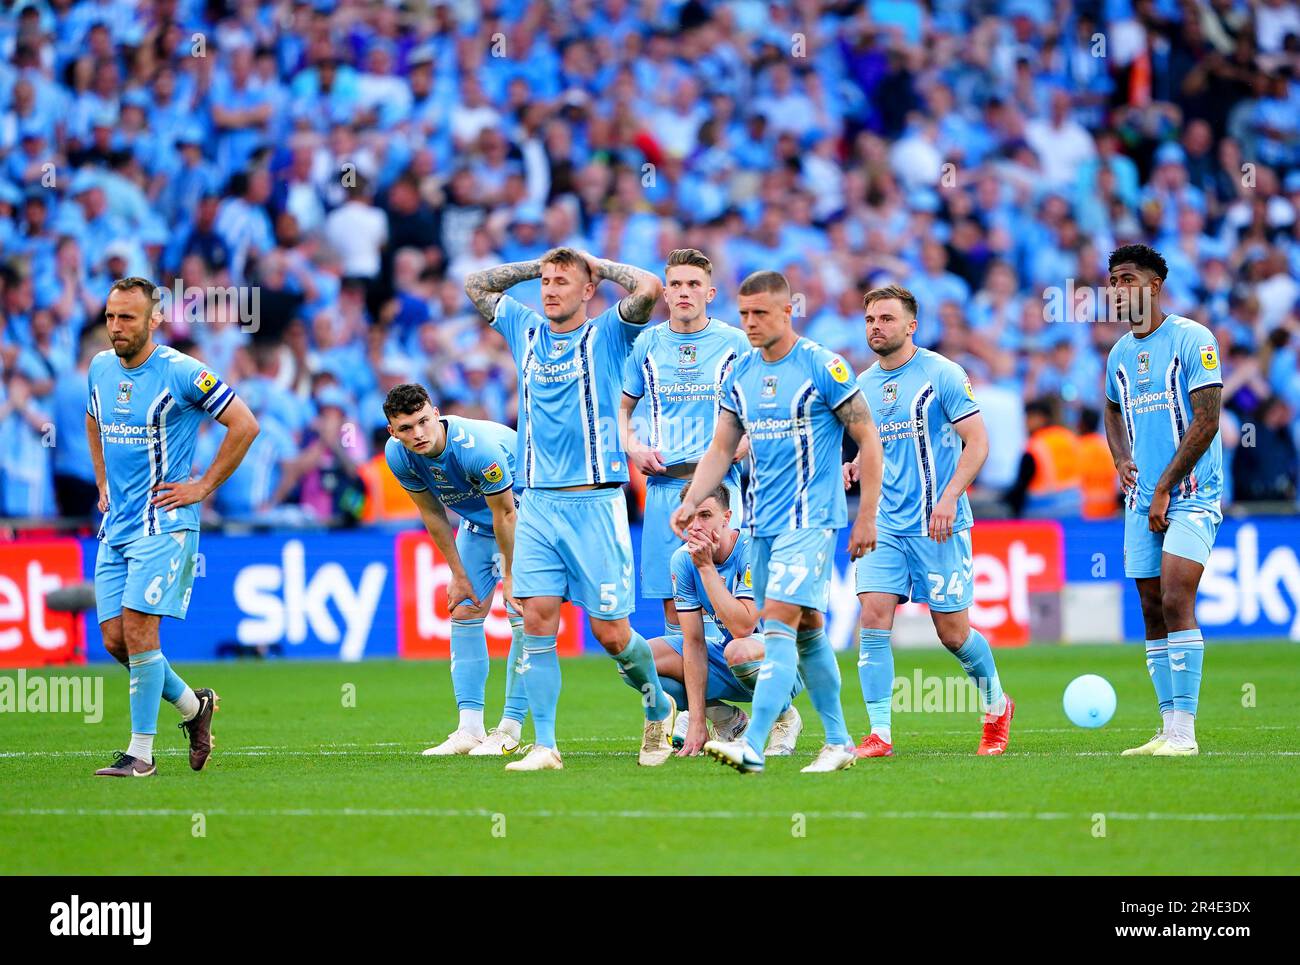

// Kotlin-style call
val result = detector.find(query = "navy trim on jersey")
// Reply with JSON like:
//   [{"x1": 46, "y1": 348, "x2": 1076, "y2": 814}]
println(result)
[
  {"x1": 642, "y1": 353, "x2": 661, "y2": 451},
  {"x1": 145, "y1": 390, "x2": 174, "y2": 536},
  {"x1": 912, "y1": 383, "x2": 937, "y2": 535},
  {"x1": 1166, "y1": 357, "x2": 1191, "y2": 498},
  {"x1": 950, "y1": 409, "x2": 981, "y2": 425},
  {"x1": 1114, "y1": 366, "x2": 1137, "y2": 510},
  {"x1": 790, "y1": 380, "x2": 817, "y2": 528},
  {"x1": 521, "y1": 326, "x2": 540, "y2": 486},
  {"x1": 578, "y1": 325, "x2": 601, "y2": 483}
]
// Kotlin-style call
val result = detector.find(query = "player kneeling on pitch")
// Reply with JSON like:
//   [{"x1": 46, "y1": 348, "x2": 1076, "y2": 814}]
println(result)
[
  {"x1": 87, "y1": 278, "x2": 259, "y2": 777},
  {"x1": 846, "y1": 285, "x2": 1013, "y2": 758},
  {"x1": 383, "y1": 383, "x2": 530, "y2": 756},
  {"x1": 628, "y1": 485, "x2": 803, "y2": 758}
]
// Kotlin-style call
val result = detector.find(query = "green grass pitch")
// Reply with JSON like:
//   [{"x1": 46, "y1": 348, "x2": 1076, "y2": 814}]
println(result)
[{"x1": 2, "y1": 643, "x2": 1296, "y2": 874}]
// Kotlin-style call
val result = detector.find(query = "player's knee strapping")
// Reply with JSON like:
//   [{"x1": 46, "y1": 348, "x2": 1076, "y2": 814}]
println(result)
[
  {"x1": 744, "y1": 621, "x2": 799, "y2": 756},
  {"x1": 952, "y1": 629, "x2": 1005, "y2": 714},
  {"x1": 1144, "y1": 637, "x2": 1174, "y2": 715},
  {"x1": 1167, "y1": 629, "x2": 1204, "y2": 715},
  {"x1": 858, "y1": 628, "x2": 894, "y2": 731},
  {"x1": 450, "y1": 618, "x2": 489, "y2": 711},
  {"x1": 502, "y1": 617, "x2": 528, "y2": 724},
  {"x1": 521, "y1": 634, "x2": 561, "y2": 747},
  {"x1": 611, "y1": 630, "x2": 671, "y2": 722},
  {"x1": 796, "y1": 627, "x2": 850, "y2": 746}
]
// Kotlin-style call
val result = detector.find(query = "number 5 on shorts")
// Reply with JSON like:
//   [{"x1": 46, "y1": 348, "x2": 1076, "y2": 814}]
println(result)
[{"x1": 600, "y1": 583, "x2": 617, "y2": 612}]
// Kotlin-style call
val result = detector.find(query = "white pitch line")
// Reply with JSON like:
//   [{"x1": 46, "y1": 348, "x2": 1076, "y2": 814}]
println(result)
[{"x1": 2, "y1": 806, "x2": 1298, "y2": 823}]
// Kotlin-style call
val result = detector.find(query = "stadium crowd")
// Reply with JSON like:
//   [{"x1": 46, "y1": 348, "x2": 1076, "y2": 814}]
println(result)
[{"x1": 1, "y1": 0, "x2": 1299, "y2": 525}]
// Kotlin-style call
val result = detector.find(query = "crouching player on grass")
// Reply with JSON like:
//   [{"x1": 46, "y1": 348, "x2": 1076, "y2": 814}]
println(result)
[
  {"x1": 629, "y1": 484, "x2": 804, "y2": 757},
  {"x1": 383, "y1": 383, "x2": 530, "y2": 756}
]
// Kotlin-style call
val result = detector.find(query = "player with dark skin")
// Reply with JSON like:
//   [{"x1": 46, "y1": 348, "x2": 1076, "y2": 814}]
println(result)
[{"x1": 1103, "y1": 258, "x2": 1222, "y2": 642}]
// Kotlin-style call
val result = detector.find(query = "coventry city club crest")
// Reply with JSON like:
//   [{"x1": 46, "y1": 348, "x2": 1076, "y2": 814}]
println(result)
[
  {"x1": 1137, "y1": 351, "x2": 1150, "y2": 376},
  {"x1": 550, "y1": 339, "x2": 570, "y2": 358},
  {"x1": 883, "y1": 382, "x2": 898, "y2": 405},
  {"x1": 761, "y1": 375, "x2": 778, "y2": 398},
  {"x1": 116, "y1": 381, "x2": 132, "y2": 405},
  {"x1": 678, "y1": 344, "x2": 697, "y2": 366}
]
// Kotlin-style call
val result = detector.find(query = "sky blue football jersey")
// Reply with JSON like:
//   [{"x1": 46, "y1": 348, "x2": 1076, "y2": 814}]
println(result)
[
  {"x1": 1106, "y1": 313, "x2": 1224, "y2": 513},
  {"x1": 493, "y1": 294, "x2": 643, "y2": 488},
  {"x1": 857, "y1": 347, "x2": 980, "y2": 536},
  {"x1": 670, "y1": 530, "x2": 755, "y2": 642},
  {"x1": 385, "y1": 415, "x2": 517, "y2": 532},
  {"x1": 720, "y1": 337, "x2": 860, "y2": 536},
  {"x1": 87, "y1": 344, "x2": 236, "y2": 546},
  {"x1": 622, "y1": 318, "x2": 749, "y2": 488}
]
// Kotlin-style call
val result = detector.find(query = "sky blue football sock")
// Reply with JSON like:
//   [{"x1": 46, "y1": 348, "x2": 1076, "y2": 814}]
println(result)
[
  {"x1": 159, "y1": 656, "x2": 200, "y2": 720},
  {"x1": 1144, "y1": 638, "x2": 1174, "y2": 717},
  {"x1": 127, "y1": 651, "x2": 165, "y2": 737},
  {"x1": 1167, "y1": 629, "x2": 1205, "y2": 715},
  {"x1": 161, "y1": 657, "x2": 185, "y2": 702},
  {"x1": 612, "y1": 630, "x2": 670, "y2": 722},
  {"x1": 744, "y1": 621, "x2": 799, "y2": 758},
  {"x1": 953, "y1": 629, "x2": 1005, "y2": 715},
  {"x1": 657, "y1": 674, "x2": 687, "y2": 709},
  {"x1": 521, "y1": 634, "x2": 561, "y2": 747},
  {"x1": 858, "y1": 627, "x2": 894, "y2": 733},
  {"x1": 796, "y1": 627, "x2": 851, "y2": 746},
  {"x1": 730, "y1": 659, "x2": 760, "y2": 696},
  {"x1": 502, "y1": 618, "x2": 528, "y2": 724},
  {"x1": 450, "y1": 618, "x2": 489, "y2": 712}
]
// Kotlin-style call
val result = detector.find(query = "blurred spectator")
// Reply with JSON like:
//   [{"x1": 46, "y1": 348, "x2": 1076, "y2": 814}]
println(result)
[
  {"x1": 1077, "y1": 408, "x2": 1121, "y2": 519},
  {"x1": 1009, "y1": 397, "x2": 1084, "y2": 519},
  {"x1": 1234, "y1": 395, "x2": 1299, "y2": 502}
]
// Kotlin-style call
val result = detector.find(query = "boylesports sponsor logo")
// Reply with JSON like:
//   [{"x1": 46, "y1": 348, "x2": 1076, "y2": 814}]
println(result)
[
  {"x1": 1130, "y1": 389, "x2": 1175, "y2": 415},
  {"x1": 528, "y1": 357, "x2": 583, "y2": 383},
  {"x1": 102, "y1": 422, "x2": 158, "y2": 444}
]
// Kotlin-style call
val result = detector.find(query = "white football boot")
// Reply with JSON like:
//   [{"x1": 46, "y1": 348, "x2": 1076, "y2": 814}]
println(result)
[
  {"x1": 765, "y1": 706, "x2": 802, "y2": 756},
  {"x1": 710, "y1": 705, "x2": 749, "y2": 743},
  {"x1": 638, "y1": 693, "x2": 677, "y2": 766},
  {"x1": 800, "y1": 743, "x2": 857, "y2": 773},
  {"x1": 704, "y1": 738, "x2": 764, "y2": 774},
  {"x1": 422, "y1": 728, "x2": 483, "y2": 756},
  {"x1": 504, "y1": 745, "x2": 563, "y2": 771},
  {"x1": 1120, "y1": 730, "x2": 1169, "y2": 756},
  {"x1": 1151, "y1": 737, "x2": 1199, "y2": 756},
  {"x1": 467, "y1": 727, "x2": 522, "y2": 756}
]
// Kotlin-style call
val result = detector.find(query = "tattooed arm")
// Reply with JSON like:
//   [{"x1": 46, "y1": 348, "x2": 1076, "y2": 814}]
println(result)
[
  {"x1": 1156, "y1": 385, "x2": 1221, "y2": 496},
  {"x1": 835, "y1": 392, "x2": 881, "y2": 558},
  {"x1": 463, "y1": 259, "x2": 542, "y2": 320},
  {"x1": 583, "y1": 254, "x2": 664, "y2": 325}
]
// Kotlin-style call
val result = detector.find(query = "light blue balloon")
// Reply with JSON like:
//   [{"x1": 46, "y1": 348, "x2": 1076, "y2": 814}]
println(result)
[{"x1": 1063, "y1": 674, "x2": 1117, "y2": 729}]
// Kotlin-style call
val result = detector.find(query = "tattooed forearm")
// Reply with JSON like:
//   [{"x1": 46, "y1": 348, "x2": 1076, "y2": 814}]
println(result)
[
  {"x1": 1156, "y1": 386, "x2": 1221, "y2": 493},
  {"x1": 833, "y1": 391, "x2": 872, "y2": 427},
  {"x1": 597, "y1": 259, "x2": 663, "y2": 324},
  {"x1": 464, "y1": 260, "x2": 542, "y2": 319}
]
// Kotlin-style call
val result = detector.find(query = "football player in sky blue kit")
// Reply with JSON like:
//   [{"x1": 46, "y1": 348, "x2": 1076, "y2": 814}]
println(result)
[
  {"x1": 651, "y1": 484, "x2": 804, "y2": 758},
  {"x1": 465, "y1": 247, "x2": 676, "y2": 771},
  {"x1": 847, "y1": 285, "x2": 1014, "y2": 758},
  {"x1": 674, "y1": 270, "x2": 884, "y2": 774},
  {"x1": 1104, "y1": 244, "x2": 1224, "y2": 757},
  {"x1": 383, "y1": 382, "x2": 530, "y2": 757},
  {"x1": 86, "y1": 277, "x2": 259, "y2": 777},
  {"x1": 619, "y1": 248, "x2": 750, "y2": 637}
]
